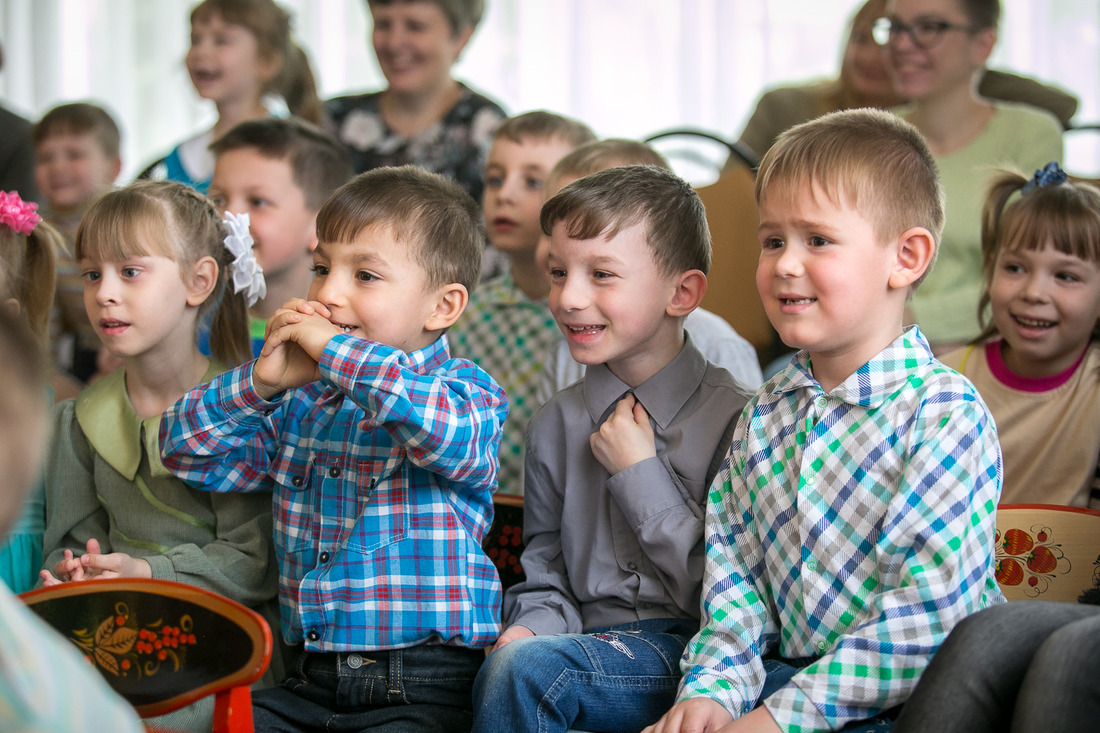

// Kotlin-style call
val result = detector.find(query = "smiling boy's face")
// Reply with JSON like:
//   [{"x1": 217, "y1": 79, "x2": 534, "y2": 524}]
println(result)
[
  {"x1": 307, "y1": 225, "x2": 452, "y2": 354},
  {"x1": 547, "y1": 221, "x2": 686, "y2": 387}
]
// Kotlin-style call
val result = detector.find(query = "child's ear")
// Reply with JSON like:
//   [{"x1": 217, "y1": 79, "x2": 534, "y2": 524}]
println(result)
[
  {"x1": 4, "y1": 298, "x2": 20, "y2": 317},
  {"x1": 109, "y1": 156, "x2": 122, "y2": 184},
  {"x1": 306, "y1": 218, "x2": 318, "y2": 252},
  {"x1": 186, "y1": 256, "x2": 219, "y2": 307},
  {"x1": 665, "y1": 269, "x2": 707, "y2": 318},
  {"x1": 888, "y1": 227, "x2": 936, "y2": 290},
  {"x1": 424, "y1": 283, "x2": 469, "y2": 331}
]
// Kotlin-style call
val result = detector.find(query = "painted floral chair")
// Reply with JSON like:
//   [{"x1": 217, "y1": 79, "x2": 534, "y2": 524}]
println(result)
[
  {"x1": 20, "y1": 578, "x2": 271, "y2": 733},
  {"x1": 994, "y1": 504, "x2": 1100, "y2": 603}
]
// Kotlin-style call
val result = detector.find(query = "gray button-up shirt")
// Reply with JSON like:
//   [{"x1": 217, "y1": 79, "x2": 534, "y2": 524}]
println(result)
[{"x1": 506, "y1": 336, "x2": 751, "y2": 635}]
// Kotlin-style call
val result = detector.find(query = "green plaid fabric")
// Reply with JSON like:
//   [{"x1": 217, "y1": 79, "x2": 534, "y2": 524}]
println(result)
[
  {"x1": 679, "y1": 327, "x2": 1004, "y2": 731},
  {"x1": 448, "y1": 273, "x2": 561, "y2": 496}
]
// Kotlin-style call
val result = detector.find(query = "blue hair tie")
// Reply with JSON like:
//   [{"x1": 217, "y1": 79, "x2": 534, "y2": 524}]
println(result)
[{"x1": 1021, "y1": 161, "x2": 1068, "y2": 195}]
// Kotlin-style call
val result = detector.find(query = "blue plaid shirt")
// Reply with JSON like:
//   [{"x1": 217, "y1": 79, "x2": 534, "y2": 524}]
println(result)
[
  {"x1": 678, "y1": 327, "x2": 1004, "y2": 732},
  {"x1": 160, "y1": 334, "x2": 508, "y2": 652}
]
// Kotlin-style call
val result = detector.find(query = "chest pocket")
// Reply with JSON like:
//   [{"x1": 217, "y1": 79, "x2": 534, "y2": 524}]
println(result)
[
  {"x1": 271, "y1": 447, "x2": 315, "y2": 553},
  {"x1": 344, "y1": 457, "x2": 409, "y2": 556}
]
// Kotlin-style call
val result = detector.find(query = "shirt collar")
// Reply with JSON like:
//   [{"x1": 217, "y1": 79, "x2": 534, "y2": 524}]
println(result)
[
  {"x1": 771, "y1": 325, "x2": 935, "y2": 407},
  {"x1": 75, "y1": 362, "x2": 225, "y2": 480},
  {"x1": 581, "y1": 333, "x2": 707, "y2": 429}
]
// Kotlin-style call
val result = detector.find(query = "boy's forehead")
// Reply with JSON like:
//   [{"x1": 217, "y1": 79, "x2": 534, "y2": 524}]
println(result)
[
  {"x1": 549, "y1": 219, "x2": 650, "y2": 255},
  {"x1": 38, "y1": 129, "x2": 110, "y2": 154}
]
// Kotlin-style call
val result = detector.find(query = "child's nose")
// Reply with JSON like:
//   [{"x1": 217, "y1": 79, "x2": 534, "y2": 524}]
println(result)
[
  {"x1": 554, "y1": 275, "x2": 588, "y2": 311},
  {"x1": 1021, "y1": 273, "x2": 1050, "y2": 301},
  {"x1": 773, "y1": 246, "x2": 804, "y2": 278}
]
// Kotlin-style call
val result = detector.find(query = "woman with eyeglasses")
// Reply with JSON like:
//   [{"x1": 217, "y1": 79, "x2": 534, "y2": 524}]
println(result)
[
  {"x1": 734, "y1": 0, "x2": 1076, "y2": 165},
  {"x1": 880, "y1": 0, "x2": 1063, "y2": 352}
]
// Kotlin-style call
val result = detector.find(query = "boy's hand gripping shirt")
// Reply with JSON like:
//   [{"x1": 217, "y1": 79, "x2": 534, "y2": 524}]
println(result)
[
  {"x1": 678, "y1": 327, "x2": 1004, "y2": 732},
  {"x1": 160, "y1": 334, "x2": 508, "y2": 651}
]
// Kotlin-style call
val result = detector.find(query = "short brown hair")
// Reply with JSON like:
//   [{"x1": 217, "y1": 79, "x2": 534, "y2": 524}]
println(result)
[
  {"x1": 33, "y1": 102, "x2": 121, "y2": 159},
  {"x1": 210, "y1": 117, "x2": 353, "y2": 210},
  {"x1": 367, "y1": 0, "x2": 484, "y2": 34},
  {"x1": 493, "y1": 110, "x2": 595, "y2": 149},
  {"x1": 756, "y1": 108, "x2": 944, "y2": 286},
  {"x1": 540, "y1": 164, "x2": 710, "y2": 277},
  {"x1": 316, "y1": 166, "x2": 484, "y2": 291}
]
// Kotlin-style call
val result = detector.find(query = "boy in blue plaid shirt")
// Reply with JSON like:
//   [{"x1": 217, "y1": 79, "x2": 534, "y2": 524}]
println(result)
[
  {"x1": 160, "y1": 166, "x2": 508, "y2": 732},
  {"x1": 646, "y1": 109, "x2": 1004, "y2": 733}
]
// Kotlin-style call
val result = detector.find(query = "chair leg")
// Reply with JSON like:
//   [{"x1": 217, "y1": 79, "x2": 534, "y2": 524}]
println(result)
[{"x1": 213, "y1": 687, "x2": 254, "y2": 733}]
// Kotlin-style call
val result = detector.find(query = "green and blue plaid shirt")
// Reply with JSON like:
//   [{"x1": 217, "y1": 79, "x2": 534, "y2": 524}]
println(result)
[{"x1": 679, "y1": 326, "x2": 1004, "y2": 732}]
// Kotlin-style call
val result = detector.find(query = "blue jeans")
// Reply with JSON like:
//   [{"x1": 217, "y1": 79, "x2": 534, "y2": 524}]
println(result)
[
  {"x1": 252, "y1": 644, "x2": 484, "y2": 732},
  {"x1": 893, "y1": 601, "x2": 1100, "y2": 733},
  {"x1": 471, "y1": 618, "x2": 696, "y2": 733},
  {"x1": 761, "y1": 656, "x2": 897, "y2": 732}
]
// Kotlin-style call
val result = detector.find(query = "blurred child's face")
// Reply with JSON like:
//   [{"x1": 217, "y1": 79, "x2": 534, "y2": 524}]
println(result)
[
  {"x1": 81, "y1": 254, "x2": 207, "y2": 361},
  {"x1": 34, "y1": 132, "x2": 119, "y2": 214},
  {"x1": 989, "y1": 243, "x2": 1100, "y2": 378},
  {"x1": 547, "y1": 221, "x2": 683, "y2": 387},
  {"x1": 370, "y1": 2, "x2": 470, "y2": 96},
  {"x1": 210, "y1": 148, "x2": 317, "y2": 287},
  {"x1": 186, "y1": 12, "x2": 276, "y2": 106},
  {"x1": 308, "y1": 226, "x2": 445, "y2": 354},
  {"x1": 756, "y1": 180, "x2": 905, "y2": 378},
  {"x1": 483, "y1": 136, "x2": 577, "y2": 256},
  {"x1": 534, "y1": 172, "x2": 579, "y2": 273}
]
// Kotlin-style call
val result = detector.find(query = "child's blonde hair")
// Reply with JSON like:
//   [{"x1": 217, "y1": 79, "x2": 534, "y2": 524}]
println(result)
[
  {"x1": 756, "y1": 108, "x2": 944, "y2": 287},
  {"x1": 191, "y1": 0, "x2": 321, "y2": 123},
  {"x1": 75, "y1": 180, "x2": 252, "y2": 366},
  {"x1": 0, "y1": 212, "x2": 63, "y2": 346},
  {"x1": 547, "y1": 139, "x2": 670, "y2": 192},
  {"x1": 975, "y1": 165, "x2": 1100, "y2": 342}
]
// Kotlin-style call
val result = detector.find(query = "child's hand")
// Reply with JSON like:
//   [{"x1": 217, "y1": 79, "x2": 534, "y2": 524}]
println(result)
[
  {"x1": 590, "y1": 393, "x2": 657, "y2": 476},
  {"x1": 253, "y1": 299, "x2": 336, "y2": 398},
  {"x1": 488, "y1": 624, "x2": 535, "y2": 654},
  {"x1": 642, "y1": 697, "x2": 734, "y2": 733},
  {"x1": 39, "y1": 548, "x2": 86, "y2": 586},
  {"x1": 78, "y1": 538, "x2": 152, "y2": 580}
]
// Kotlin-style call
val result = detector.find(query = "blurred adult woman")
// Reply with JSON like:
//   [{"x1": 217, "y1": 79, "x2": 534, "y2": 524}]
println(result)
[
  {"x1": 881, "y1": 0, "x2": 1062, "y2": 350},
  {"x1": 324, "y1": 0, "x2": 505, "y2": 204}
]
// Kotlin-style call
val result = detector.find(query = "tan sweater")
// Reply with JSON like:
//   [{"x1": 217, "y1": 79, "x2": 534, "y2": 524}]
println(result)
[{"x1": 941, "y1": 341, "x2": 1100, "y2": 507}]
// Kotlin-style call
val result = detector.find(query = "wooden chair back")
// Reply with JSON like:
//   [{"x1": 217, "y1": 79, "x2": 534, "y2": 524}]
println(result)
[
  {"x1": 20, "y1": 578, "x2": 271, "y2": 733},
  {"x1": 693, "y1": 165, "x2": 776, "y2": 361},
  {"x1": 484, "y1": 493, "x2": 526, "y2": 592},
  {"x1": 994, "y1": 504, "x2": 1100, "y2": 602}
]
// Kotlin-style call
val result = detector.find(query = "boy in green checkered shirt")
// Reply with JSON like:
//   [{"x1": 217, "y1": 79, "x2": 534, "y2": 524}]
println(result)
[
  {"x1": 646, "y1": 109, "x2": 1004, "y2": 733},
  {"x1": 447, "y1": 111, "x2": 595, "y2": 495}
]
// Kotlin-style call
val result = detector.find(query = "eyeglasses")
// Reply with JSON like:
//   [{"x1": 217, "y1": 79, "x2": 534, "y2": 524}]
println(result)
[{"x1": 871, "y1": 17, "x2": 979, "y2": 49}]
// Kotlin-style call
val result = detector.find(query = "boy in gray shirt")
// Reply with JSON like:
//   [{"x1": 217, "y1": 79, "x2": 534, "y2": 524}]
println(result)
[{"x1": 471, "y1": 165, "x2": 751, "y2": 733}]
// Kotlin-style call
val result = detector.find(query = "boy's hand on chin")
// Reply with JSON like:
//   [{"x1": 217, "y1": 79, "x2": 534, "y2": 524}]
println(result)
[{"x1": 590, "y1": 393, "x2": 657, "y2": 476}]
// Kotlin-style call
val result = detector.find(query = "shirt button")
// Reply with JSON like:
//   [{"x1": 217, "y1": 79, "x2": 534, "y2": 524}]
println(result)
[
  {"x1": 627, "y1": 561, "x2": 638, "y2": 571},
  {"x1": 816, "y1": 396, "x2": 827, "y2": 408},
  {"x1": 307, "y1": 630, "x2": 320, "y2": 641},
  {"x1": 291, "y1": 476, "x2": 303, "y2": 487},
  {"x1": 319, "y1": 551, "x2": 331, "y2": 563},
  {"x1": 805, "y1": 475, "x2": 815, "y2": 486},
  {"x1": 329, "y1": 466, "x2": 341, "y2": 478},
  {"x1": 807, "y1": 560, "x2": 817, "y2": 572},
  {"x1": 346, "y1": 653, "x2": 363, "y2": 669},
  {"x1": 816, "y1": 640, "x2": 828, "y2": 653}
]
